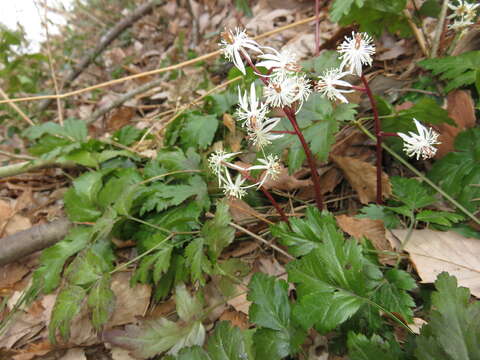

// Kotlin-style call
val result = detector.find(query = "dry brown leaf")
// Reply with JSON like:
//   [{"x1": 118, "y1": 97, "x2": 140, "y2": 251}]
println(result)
[
  {"x1": 335, "y1": 215, "x2": 394, "y2": 265},
  {"x1": 106, "y1": 107, "x2": 135, "y2": 131},
  {"x1": 106, "y1": 272, "x2": 151, "y2": 328},
  {"x1": 0, "y1": 199, "x2": 32, "y2": 237},
  {"x1": 227, "y1": 290, "x2": 251, "y2": 315},
  {"x1": 297, "y1": 167, "x2": 342, "y2": 200},
  {"x1": 387, "y1": 229, "x2": 480, "y2": 297},
  {"x1": 435, "y1": 90, "x2": 476, "y2": 158},
  {"x1": 219, "y1": 309, "x2": 250, "y2": 330},
  {"x1": 111, "y1": 347, "x2": 139, "y2": 360},
  {"x1": 11, "y1": 341, "x2": 52, "y2": 360},
  {"x1": 0, "y1": 263, "x2": 30, "y2": 290},
  {"x1": 332, "y1": 155, "x2": 392, "y2": 204},
  {"x1": 227, "y1": 198, "x2": 263, "y2": 224},
  {"x1": 261, "y1": 164, "x2": 312, "y2": 191},
  {"x1": 408, "y1": 318, "x2": 428, "y2": 335}
]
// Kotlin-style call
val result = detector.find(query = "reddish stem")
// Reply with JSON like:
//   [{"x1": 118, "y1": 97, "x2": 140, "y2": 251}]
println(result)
[
  {"x1": 283, "y1": 107, "x2": 324, "y2": 210},
  {"x1": 350, "y1": 85, "x2": 367, "y2": 92},
  {"x1": 242, "y1": 171, "x2": 290, "y2": 225},
  {"x1": 361, "y1": 74, "x2": 383, "y2": 205},
  {"x1": 380, "y1": 132, "x2": 399, "y2": 137},
  {"x1": 315, "y1": 0, "x2": 321, "y2": 56}
]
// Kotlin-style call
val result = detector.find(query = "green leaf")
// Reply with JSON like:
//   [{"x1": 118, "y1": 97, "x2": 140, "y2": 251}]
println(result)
[
  {"x1": 49, "y1": 285, "x2": 86, "y2": 343},
  {"x1": 155, "y1": 148, "x2": 201, "y2": 179},
  {"x1": 24, "y1": 118, "x2": 87, "y2": 142},
  {"x1": 356, "y1": 204, "x2": 400, "y2": 229},
  {"x1": 397, "y1": 97, "x2": 454, "y2": 126},
  {"x1": 176, "y1": 346, "x2": 210, "y2": 360},
  {"x1": 234, "y1": 0, "x2": 253, "y2": 17},
  {"x1": 206, "y1": 321, "x2": 250, "y2": 360},
  {"x1": 428, "y1": 128, "x2": 480, "y2": 213},
  {"x1": 98, "y1": 168, "x2": 142, "y2": 208},
  {"x1": 419, "y1": 51, "x2": 480, "y2": 92},
  {"x1": 64, "y1": 187, "x2": 102, "y2": 222},
  {"x1": 63, "y1": 118, "x2": 88, "y2": 142},
  {"x1": 415, "y1": 272, "x2": 480, "y2": 360},
  {"x1": 87, "y1": 275, "x2": 115, "y2": 330},
  {"x1": 347, "y1": 333, "x2": 403, "y2": 360},
  {"x1": 176, "y1": 283, "x2": 203, "y2": 322},
  {"x1": 206, "y1": 90, "x2": 238, "y2": 115},
  {"x1": 185, "y1": 237, "x2": 211, "y2": 285},
  {"x1": 202, "y1": 200, "x2": 235, "y2": 261},
  {"x1": 301, "y1": 50, "x2": 342, "y2": 75},
  {"x1": 391, "y1": 176, "x2": 436, "y2": 211},
  {"x1": 271, "y1": 208, "x2": 338, "y2": 257},
  {"x1": 371, "y1": 269, "x2": 416, "y2": 322},
  {"x1": 33, "y1": 227, "x2": 90, "y2": 293},
  {"x1": 180, "y1": 113, "x2": 218, "y2": 150},
  {"x1": 417, "y1": 210, "x2": 465, "y2": 226},
  {"x1": 286, "y1": 208, "x2": 382, "y2": 333},
  {"x1": 113, "y1": 125, "x2": 143, "y2": 146},
  {"x1": 248, "y1": 273, "x2": 305, "y2": 359},
  {"x1": 330, "y1": 0, "x2": 365, "y2": 22},
  {"x1": 72, "y1": 171, "x2": 104, "y2": 204}
]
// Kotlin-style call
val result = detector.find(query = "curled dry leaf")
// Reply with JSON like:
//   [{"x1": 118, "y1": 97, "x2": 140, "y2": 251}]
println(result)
[
  {"x1": 227, "y1": 198, "x2": 264, "y2": 224},
  {"x1": 387, "y1": 229, "x2": 480, "y2": 297},
  {"x1": 335, "y1": 215, "x2": 395, "y2": 265},
  {"x1": 260, "y1": 164, "x2": 312, "y2": 191},
  {"x1": 59, "y1": 348, "x2": 87, "y2": 360},
  {"x1": 219, "y1": 309, "x2": 250, "y2": 330},
  {"x1": 435, "y1": 90, "x2": 476, "y2": 158},
  {"x1": 332, "y1": 155, "x2": 392, "y2": 204}
]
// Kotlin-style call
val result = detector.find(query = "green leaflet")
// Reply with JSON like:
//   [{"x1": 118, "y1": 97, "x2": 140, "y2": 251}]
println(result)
[
  {"x1": 180, "y1": 113, "x2": 219, "y2": 150},
  {"x1": 347, "y1": 333, "x2": 404, "y2": 360},
  {"x1": 429, "y1": 128, "x2": 480, "y2": 213},
  {"x1": 419, "y1": 51, "x2": 480, "y2": 92},
  {"x1": 113, "y1": 125, "x2": 143, "y2": 146},
  {"x1": 390, "y1": 176, "x2": 436, "y2": 211},
  {"x1": 330, "y1": 0, "x2": 365, "y2": 22},
  {"x1": 108, "y1": 284, "x2": 205, "y2": 358},
  {"x1": 185, "y1": 237, "x2": 211, "y2": 285},
  {"x1": 49, "y1": 285, "x2": 86, "y2": 343},
  {"x1": 415, "y1": 273, "x2": 480, "y2": 360},
  {"x1": 247, "y1": 273, "x2": 306, "y2": 359},
  {"x1": 32, "y1": 226, "x2": 90, "y2": 293},
  {"x1": 87, "y1": 275, "x2": 115, "y2": 330},
  {"x1": 202, "y1": 199, "x2": 235, "y2": 261},
  {"x1": 356, "y1": 204, "x2": 400, "y2": 229},
  {"x1": 206, "y1": 321, "x2": 252, "y2": 360}
]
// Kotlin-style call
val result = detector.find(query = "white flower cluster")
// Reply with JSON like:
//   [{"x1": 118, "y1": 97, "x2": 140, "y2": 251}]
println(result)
[
  {"x1": 448, "y1": 0, "x2": 479, "y2": 30},
  {"x1": 398, "y1": 119, "x2": 441, "y2": 160},
  {"x1": 208, "y1": 150, "x2": 281, "y2": 199},
  {"x1": 315, "y1": 31, "x2": 375, "y2": 104}
]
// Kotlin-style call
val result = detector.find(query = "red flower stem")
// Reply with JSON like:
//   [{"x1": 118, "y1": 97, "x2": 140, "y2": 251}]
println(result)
[
  {"x1": 361, "y1": 74, "x2": 383, "y2": 205},
  {"x1": 283, "y1": 107, "x2": 324, "y2": 210},
  {"x1": 350, "y1": 85, "x2": 367, "y2": 92},
  {"x1": 241, "y1": 172, "x2": 290, "y2": 225},
  {"x1": 315, "y1": 0, "x2": 321, "y2": 56},
  {"x1": 380, "y1": 132, "x2": 399, "y2": 137}
]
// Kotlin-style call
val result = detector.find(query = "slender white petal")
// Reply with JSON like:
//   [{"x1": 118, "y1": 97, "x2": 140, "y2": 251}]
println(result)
[
  {"x1": 246, "y1": 117, "x2": 284, "y2": 150},
  {"x1": 208, "y1": 150, "x2": 242, "y2": 184},
  {"x1": 221, "y1": 171, "x2": 257, "y2": 199},
  {"x1": 337, "y1": 31, "x2": 376, "y2": 76},
  {"x1": 247, "y1": 154, "x2": 281, "y2": 188},
  {"x1": 315, "y1": 68, "x2": 354, "y2": 103},
  {"x1": 448, "y1": 0, "x2": 479, "y2": 21},
  {"x1": 219, "y1": 28, "x2": 262, "y2": 75},
  {"x1": 257, "y1": 47, "x2": 301, "y2": 79},
  {"x1": 236, "y1": 83, "x2": 269, "y2": 127},
  {"x1": 397, "y1": 119, "x2": 441, "y2": 160},
  {"x1": 263, "y1": 75, "x2": 312, "y2": 109}
]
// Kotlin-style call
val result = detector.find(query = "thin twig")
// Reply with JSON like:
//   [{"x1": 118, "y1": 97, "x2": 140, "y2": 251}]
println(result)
[
  {"x1": 0, "y1": 88, "x2": 35, "y2": 126},
  {"x1": 0, "y1": 15, "x2": 318, "y2": 106},
  {"x1": 315, "y1": 0, "x2": 321, "y2": 56},
  {"x1": 403, "y1": 8, "x2": 429, "y2": 57},
  {"x1": 0, "y1": 150, "x2": 36, "y2": 161},
  {"x1": 431, "y1": 0, "x2": 449, "y2": 58}
]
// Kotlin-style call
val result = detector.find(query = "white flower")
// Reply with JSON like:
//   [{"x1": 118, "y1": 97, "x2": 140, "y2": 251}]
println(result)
[
  {"x1": 315, "y1": 68, "x2": 354, "y2": 103},
  {"x1": 397, "y1": 119, "x2": 441, "y2": 160},
  {"x1": 221, "y1": 171, "x2": 254, "y2": 199},
  {"x1": 247, "y1": 117, "x2": 284, "y2": 149},
  {"x1": 236, "y1": 83, "x2": 269, "y2": 127},
  {"x1": 448, "y1": 0, "x2": 479, "y2": 21},
  {"x1": 337, "y1": 31, "x2": 376, "y2": 76},
  {"x1": 256, "y1": 47, "x2": 301, "y2": 79},
  {"x1": 208, "y1": 150, "x2": 242, "y2": 184},
  {"x1": 248, "y1": 154, "x2": 281, "y2": 188},
  {"x1": 263, "y1": 75, "x2": 311, "y2": 108},
  {"x1": 449, "y1": 16, "x2": 475, "y2": 30},
  {"x1": 219, "y1": 28, "x2": 262, "y2": 75}
]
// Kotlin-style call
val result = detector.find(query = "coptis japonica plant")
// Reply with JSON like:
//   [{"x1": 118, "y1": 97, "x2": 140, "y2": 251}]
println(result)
[{"x1": 215, "y1": 28, "x2": 441, "y2": 208}]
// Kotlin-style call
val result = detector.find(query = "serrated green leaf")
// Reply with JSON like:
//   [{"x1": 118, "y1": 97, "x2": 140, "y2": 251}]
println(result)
[
  {"x1": 63, "y1": 118, "x2": 88, "y2": 142},
  {"x1": 301, "y1": 50, "x2": 342, "y2": 75},
  {"x1": 397, "y1": 97, "x2": 454, "y2": 125},
  {"x1": 64, "y1": 149, "x2": 97, "y2": 167},
  {"x1": 64, "y1": 187, "x2": 102, "y2": 222},
  {"x1": 113, "y1": 125, "x2": 143, "y2": 146},
  {"x1": 87, "y1": 275, "x2": 115, "y2": 330},
  {"x1": 303, "y1": 116, "x2": 339, "y2": 162},
  {"x1": 356, "y1": 204, "x2": 400, "y2": 229},
  {"x1": 185, "y1": 237, "x2": 211, "y2": 285},
  {"x1": 419, "y1": 51, "x2": 480, "y2": 92},
  {"x1": 417, "y1": 210, "x2": 464, "y2": 226},
  {"x1": 49, "y1": 285, "x2": 86, "y2": 343},
  {"x1": 152, "y1": 246, "x2": 173, "y2": 284},
  {"x1": 73, "y1": 171, "x2": 104, "y2": 204},
  {"x1": 155, "y1": 148, "x2": 201, "y2": 179},
  {"x1": 429, "y1": 128, "x2": 480, "y2": 213},
  {"x1": 206, "y1": 321, "x2": 250, "y2": 360},
  {"x1": 271, "y1": 207, "x2": 338, "y2": 257},
  {"x1": 415, "y1": 272, "x2": 480, "y2": 360},
  {"x1": 176, "y1": 346, "x2": 210, "y2": 360},
  {"x1": 330, "y1": 0, "x2": 365, "y2": 22},
  {"x1": 33, "y1": 227, "x2": 90, "y2": 293},
  {"x1": 296, "y1": 93, "x2": 333, "y2": 128},
  {"x1": 98, "y1": 168, "x2": 142, "y2": 208},
  {"x1": 180, "y1": 113, "x2": 218, "y2": 150},
  {"x1": 206, "y1": 90, "x2": 238, "y2": 115},
  {"x1": 96, "y1": 149, "x2": 139, "y2": 163},
  {"x1": 391, "y1": 176, "x2": 436, "y2": 210},
  {"x1": 202, "y1": 200, "x2": 235, "y2": 260},
  {"x1": 347, "y1": 333, "x2": 403, "y2": 360},
  {"x1": 176, "y1": 283, "x2": 203, "y2": 322}
]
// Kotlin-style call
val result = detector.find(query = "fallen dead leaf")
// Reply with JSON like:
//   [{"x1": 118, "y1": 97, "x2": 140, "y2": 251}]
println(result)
[
  {"x1": 408, "y1": 317, "x2": 428, "y2": 335},
  {"x1": 11, "y1": 341, "x2": 52, "y2": 360},
  {"x1": 219, "y1": 309, "x2": 250, "y2": 330},
  {"x1": 387, "y1": 229, "x2": 480, "y2": 297},
  {"x1": 0, "y1": 200, "x2": 32, "y2": 237},
  {"x1": 336, "y1": 215, "x2": 395, "y2": 265},
  {"x1": 106, "y1": 107, "x2": 136, "y2": 132},
  {"x1": 106, "y1": 272, "x2": 151, "y2": 328},
  {"x1": 332, "y1": 155, "x2": 392, "y2": 204},
  {"x1": 227, "y1": 290, "x2": 251, "y2": 315},
  {"x1": 0, "y1": 263, "x2": 30, "y2": 290},
  {"x1": 261, "y1": 164, "x2": 312, "y2": 191},
  {"x1": 297, "y1": 167, "x2": 342, "y2": 200},
  {"x1": 227, "y1": 198, "x2": 264, "y2": 224},
  {"x1": 59, "y1": 348, "x2": 87, "y2": 360},
  {"x1": 111, "y1": 347, "x2": 139, "y2": 360},
  {"x1": 435, "y1": 90, "x2": 476, "y2": 158}
]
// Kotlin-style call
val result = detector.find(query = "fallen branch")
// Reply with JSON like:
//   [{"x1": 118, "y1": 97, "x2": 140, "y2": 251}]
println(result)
[
  {"x1": 38, "y1": 0, "x2": 164, "y2": 112},
  {"x1": 0, "y1": 159, "x2": 75, "y2": 179},
  {"x1": 0, "y1": 218, "x2": 72, "y2": 266}
]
